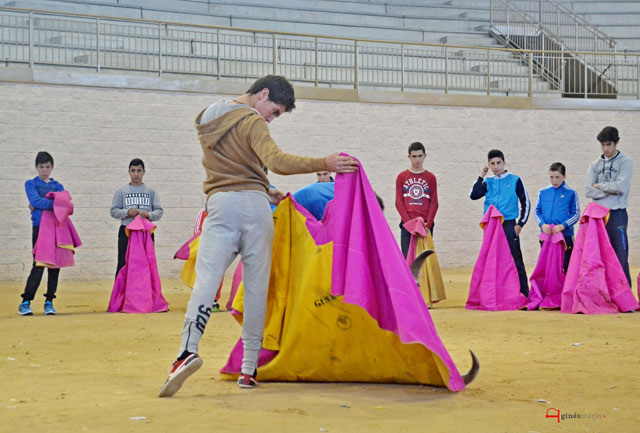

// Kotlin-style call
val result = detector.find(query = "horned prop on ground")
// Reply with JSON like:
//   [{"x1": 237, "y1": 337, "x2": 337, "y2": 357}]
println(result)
[{"x1": 409, "y1": 249, "x2": 480, "y2": 386}]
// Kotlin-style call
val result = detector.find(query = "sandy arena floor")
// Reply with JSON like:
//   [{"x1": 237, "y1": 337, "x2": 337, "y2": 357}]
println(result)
[{"x1": 1, "y1": 267, "x2": 639, "y2": 433}]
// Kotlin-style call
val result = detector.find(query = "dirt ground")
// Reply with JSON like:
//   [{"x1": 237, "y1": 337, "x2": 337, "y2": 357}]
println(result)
[{"x1": 2, "y1": 267, "x2": 639, "y2": 433}]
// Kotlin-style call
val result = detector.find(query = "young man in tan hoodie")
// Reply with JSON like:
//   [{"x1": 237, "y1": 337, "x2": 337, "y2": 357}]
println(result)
[{"x1": 159, "y1": 75, "x2": 358, "y2": 396}]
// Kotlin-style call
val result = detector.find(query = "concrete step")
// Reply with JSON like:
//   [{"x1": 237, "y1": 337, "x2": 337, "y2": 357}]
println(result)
[
  {"x1": 4, "y1": 0, "x2": 144, "y2": 19},
  {"x1": 208, "y1": 0, "x2": 390, "y2": 15},
  {"x1": 438, "y1": 34, "x2": 499, "y2": 46},
  {"x1": 385, "y1": 4, "x2": 491, "y2": 19},
  {"x1": 580, "y1": 12, "x2": 640, "y2": 27},
  {"x1": 595, "y1": 26, "x2": 640, "y2": 39},
  {"x1": 559, "y1": 1, "x2": 640, "y2": 14},
  {"x1": 445, "y1": 0, "x2": 491, "y2": 8}
]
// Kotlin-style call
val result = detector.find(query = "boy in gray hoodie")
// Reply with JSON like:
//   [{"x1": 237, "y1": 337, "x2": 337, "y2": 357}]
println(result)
[{"x1": 585, "y1": 126, "x2": 633, "y2": 286}]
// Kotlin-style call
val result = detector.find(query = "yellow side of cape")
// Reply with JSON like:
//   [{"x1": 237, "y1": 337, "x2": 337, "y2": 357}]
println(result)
[
  {"x1": 180, "y1": 235, "x2": 200, "y2": 288},
  {"x1": 229, "y1": 198, "x2": 448, "y2": 386},
  {"x1": 416, "y1": 232, "x2": 446, "y2": 307}
]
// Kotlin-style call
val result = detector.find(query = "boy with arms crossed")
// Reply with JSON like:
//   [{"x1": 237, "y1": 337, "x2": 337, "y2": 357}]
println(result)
[
  {"x1": 19, "y1": 151, "x2": 65, "y2": 316},
  {"x1": 585, "y1": 126, "x2": 633, "y2": 286}
]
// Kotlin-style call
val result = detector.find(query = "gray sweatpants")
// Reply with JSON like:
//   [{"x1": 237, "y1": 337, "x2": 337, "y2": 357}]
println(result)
[{"x1": 179, "y1": 190, "x2": 274, "y2": 376}]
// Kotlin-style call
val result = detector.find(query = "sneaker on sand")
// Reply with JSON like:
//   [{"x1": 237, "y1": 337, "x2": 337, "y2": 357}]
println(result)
[
  {"x1": 212, "y1": 301, "x2": 220, "y2": 312},
  {"x1": 158, "y1": 353, "x2": 203, "y2": 397},
  {"x1": 237, "y1": 373, "x2": 258, "y2": 389},
  {"x1": 19, "y1": 301, "x2": 33, "y2": 316},
  {"x1": 44, "y1": 301, "x2": 56, "y2": 315}
]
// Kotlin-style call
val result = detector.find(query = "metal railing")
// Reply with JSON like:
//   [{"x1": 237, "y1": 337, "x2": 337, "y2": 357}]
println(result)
[
  {"x1": 1, "y1": 6, "x2": 638, "y2": 99},
  {"x1": 490, "y1": 0, "x2": 620, "y2": 97}
]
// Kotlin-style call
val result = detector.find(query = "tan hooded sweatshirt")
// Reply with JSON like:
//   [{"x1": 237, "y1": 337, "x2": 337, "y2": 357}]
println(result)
[{"x1": 195, "y1": 106, "x2": 326, "y2": 197}]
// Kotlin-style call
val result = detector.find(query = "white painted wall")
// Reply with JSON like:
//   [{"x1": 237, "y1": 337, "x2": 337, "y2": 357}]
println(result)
[{"x1": 1, "y1": 81, "x2": 639, "y2": 281}]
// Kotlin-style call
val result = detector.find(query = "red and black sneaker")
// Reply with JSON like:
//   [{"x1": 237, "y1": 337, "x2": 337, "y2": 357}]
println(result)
[
  {"x1": 158, "y1": 353, "x2": 203, "y2": 397},
  {"x1": 237, "y1": 373, "x2": 258, "y2": 389}
]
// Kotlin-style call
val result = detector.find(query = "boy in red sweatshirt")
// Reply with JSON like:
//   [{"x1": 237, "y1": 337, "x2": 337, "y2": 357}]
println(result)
[{"x1": 395, "y1": 142, "x2": 438, "y2": 259}]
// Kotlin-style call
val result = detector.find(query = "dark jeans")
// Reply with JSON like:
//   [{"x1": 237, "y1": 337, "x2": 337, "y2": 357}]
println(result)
[
  {"x1": 539, "y1": 235, "x2": 574, "y2": 274},
  {"x1": 502, "y1": 220, "x2": 529, "y2": 297},
  {"x1": 606, "y1": 208, "x2": 631, "y2": 287},
  {"x1": 400, "y1": 222, "x2": 433, "y2": 259},
  {"x1": 21, "y1": 226, "x2": 60, "y2": 302},
  {"x1": 563, "y1": 236, "x2": 574, "y2": 274},
  {"x1": 116, "y1": 224, "x2": 154, "y2": 277}
]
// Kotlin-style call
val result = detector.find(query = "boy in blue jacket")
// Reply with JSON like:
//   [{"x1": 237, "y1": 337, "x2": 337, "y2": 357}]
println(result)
[
  {"x1": 19, "y1": 151, "x2": 65, "y2": 316},
  {"x1": 470, "y1": 149, "x2": 531, "y2": 296},
  {"x1": 535, "y1": 162, "x2": 580, "y2": 273}
]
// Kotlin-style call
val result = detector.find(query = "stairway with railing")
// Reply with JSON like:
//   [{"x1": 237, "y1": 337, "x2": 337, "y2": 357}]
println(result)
[
  {"x1": 0, "y1": 3, "x2": 638, "y2": 99},
  {"x1": 489, "y1": 0, "x2": 625, "y2": 98}
]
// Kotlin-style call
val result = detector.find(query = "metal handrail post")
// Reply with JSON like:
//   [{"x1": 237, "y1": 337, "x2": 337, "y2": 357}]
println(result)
[
  {"x1": 584, "y1": 56, "x2": 588, "y2": 98},
  {"x1": 216, "y1": 28, "x2": 220, "y2": 80},
  {"x1": 96, "y1": 17, "x2": 100, "y2": 72},
  {"x1": 314, "y1": 36, "x2": 318, "y2": 87},
  {"x1": 528, "y1": 51, "x2": 533, "y2": 98},
  {"x1": 354, "y1": 40, "x2": 358, "y2": 90},
  {"x1": 538, "y1": 0, "x2": 542, "y2": 23},
  {"x1": 400, "y1": 44, "x2": 405, "y2": 91},
  {"x1": 487, "y1": 49, "x2": 491, "y2": 96},
  {"x1": 560, "y1": 46, "x2": 564, "y2": 92},
  {"x1": 272, "y1": 33, "x2": 277, "y2": 75},
  {"x1": 613, "y1": 46, "x2": 617, "y2": 93},
  {"x1": 489, "y1": 0, "x2": 493, "y2": 27},
  {"x1": 506, "y1": 5, "x2": 510, "y2": 43},
  {"x1": 158, "y1": 23, "x2": 162, "y2": 76},
  {"x1": 444, "y1": 46, "x2": 448, "y2": 94},
  {"x1": 28, "y1": 11, "x2": 33, "y2": 68}
]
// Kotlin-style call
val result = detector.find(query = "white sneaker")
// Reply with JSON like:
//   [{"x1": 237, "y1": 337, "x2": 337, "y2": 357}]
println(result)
[{"x1": 158, "y1": 353, "x2": 203, "y2": 397}]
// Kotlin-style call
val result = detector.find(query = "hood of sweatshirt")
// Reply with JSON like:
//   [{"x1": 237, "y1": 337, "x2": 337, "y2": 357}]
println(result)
[{"x1": 195, "y1": 104, "x2": 257, "y2": 145}]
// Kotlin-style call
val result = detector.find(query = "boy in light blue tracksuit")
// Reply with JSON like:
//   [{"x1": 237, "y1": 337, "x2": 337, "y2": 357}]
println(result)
[
  {"x1": 535, "y1": 162, "x2": 580, "y2": 273},
  {"x1": 470, "y1": 149, "x2": 531, "y2": 296},
  {"x1": 585, "y1": 126, "x2": 633, "y2": 287}
]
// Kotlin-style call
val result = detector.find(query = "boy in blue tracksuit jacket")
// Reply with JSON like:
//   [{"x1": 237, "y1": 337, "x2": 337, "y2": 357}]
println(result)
[
  {"x1": 470, "y1": 149, "x2": 530, "y2": 296},
  {"x1": 19, "y1": 151, "x2": 65, "y2": 316},
  {"x1": 535, "y1": 162, "x2": 580, "y2": 273}
]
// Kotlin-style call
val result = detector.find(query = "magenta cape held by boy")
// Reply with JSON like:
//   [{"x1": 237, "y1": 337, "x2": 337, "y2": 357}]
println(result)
[
  {"x1": 466, "y1": 205, "x2": 527, "y2": 311},
  {"x1": 561, "y1": 203, "x2": 639, "y2": 314},
  {"x1": 108, "y1": 216, "x2": 168, "y2": 313},
  {"x1": 221, "y1": 155, "x2": 467, "y2": 391},
  {"x1": 33, "y1": 191, "x2": 82, "y2": 268},
  {"x1": 527, "y1": 229, "x2": 566, "y2": 310}
]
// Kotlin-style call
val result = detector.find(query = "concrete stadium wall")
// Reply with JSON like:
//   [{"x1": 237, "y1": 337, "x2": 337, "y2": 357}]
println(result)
[{"x1": 1, "y1": 80, "x2": 639, "y2": 281}]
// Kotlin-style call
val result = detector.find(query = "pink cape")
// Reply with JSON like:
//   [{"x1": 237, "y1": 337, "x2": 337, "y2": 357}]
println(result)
[
  {"x1": 33, "y1": 191, "x2": 82, "y2": 268},
  {"x1": 331, "y1": 158, "x2": 463, "y2": 391},
  {"x1": 561, "y1": 203, "x2": 639, "y2": 314},
  {"x1": 108, "y1": 216, "x2": 169, "y2": 313},
  {"x1": 466, "y1": 205, "x2": 527, "y2": 311},
  {"x1": 403, "y1": 217, "x2": 428, "y2": 265},
  {"x1": 222, "y1": 156, "x2": 466, "y2": 391},
  {"x1": 526, "y1": 229, "x2": 566, "y2": 310}
]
